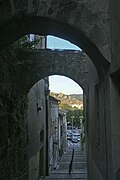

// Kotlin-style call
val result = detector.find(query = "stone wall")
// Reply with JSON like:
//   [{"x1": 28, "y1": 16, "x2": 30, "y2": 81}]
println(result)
[
  {"x1": 1, "y1": 1, "x2": 120, "y2": 179},
  {"x1": 0, "y1": 0, "x2": 110, "y2": 75},
  {"x1": 0, "y1": 48, "x2": 28, "y2": 179},
  {"x1": 109, "y1": 1, "x2": 120, "y2": 179},
  {"x1": 0, "y1": 46, "x2": 88, "y2": 179},
  {"x1": 85, "y1": 53, "x2": 116, "y2": 180},
  {"x1": 15, "y1": 49, "x2": 88, "y2": 92},
  {"x1": 86, "y1": 58, "x2": 108, "y2": 180},
  {"x1": 110, "y1": 78, "x2": 120, "y2": 180}
]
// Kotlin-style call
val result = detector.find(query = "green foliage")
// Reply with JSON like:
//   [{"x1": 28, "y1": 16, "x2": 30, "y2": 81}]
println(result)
[
  {"x1": 69, "y1": 94, "x2": 83, "y2": 102},
  {"x1": 66, "y1": 109, "x2": 83, "y2": 127},
  {"x1": 59, "y1": 103, "x2": 75, "y2": 110},
  {"x1": 12, "y1": 35, "x2": 39, "y2": 49},
  {"x1": 58, "y1": 100, "x2": 83, "y2": 127}
]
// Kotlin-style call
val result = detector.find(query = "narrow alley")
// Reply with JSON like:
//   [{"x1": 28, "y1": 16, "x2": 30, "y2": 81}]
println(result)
[{"x1": 43, "y1": 141, "x2": 87, "y2": 180}]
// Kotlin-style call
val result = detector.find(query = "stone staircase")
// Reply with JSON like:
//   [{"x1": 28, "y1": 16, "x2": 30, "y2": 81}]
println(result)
[{"x1": 43, "y1": 146, "x2": 88, "y2": 180}]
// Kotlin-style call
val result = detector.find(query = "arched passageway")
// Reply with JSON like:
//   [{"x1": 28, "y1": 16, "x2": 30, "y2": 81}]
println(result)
[
  {"x1": 27, "y1": 75, "x2": 86, "y2": 180},
  {"x1": 0, "y1": 34, "x2": 109, "y2": 179},
  {"x1": 1, "y1": 0, "x2": 119, "y2": 179},
  {"x1": 0, "y1": 46, "x2": 89, "y2": 180}
]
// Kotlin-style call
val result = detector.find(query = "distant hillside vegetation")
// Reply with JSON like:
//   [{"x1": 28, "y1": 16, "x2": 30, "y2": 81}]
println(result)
[
  {"x1": 69, "y1": 94, "x2": 83, "y2": 102},
  {"x1": 50, "y1": 92, "x2": 83, "y2": 110}
]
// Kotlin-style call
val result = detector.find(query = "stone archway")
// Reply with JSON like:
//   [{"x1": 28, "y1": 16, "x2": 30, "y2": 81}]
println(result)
[
  {"x1": 0, "y1": 47, "x2": 88, "y2": 179},
  {"x1": 0, "y1": 1, "x2": 114, "y2": 179},
  {"x1": 15, "y1": 49, "x2": 88, "y2": 94},
  {"x1": 0, "y1": 0, "x2": 110, "y2": 76}
]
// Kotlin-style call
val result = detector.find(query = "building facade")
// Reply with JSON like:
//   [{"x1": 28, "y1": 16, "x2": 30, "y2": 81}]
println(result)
[
  {"x1": 28, "y1": 79, "x2": 48, "y2": 180},
  {"x1": 27, "y1": 35, "x2": 49, "y2": 180},
  {"x1": 48, "y1": 96, "x2": 59, "y2": 172},
  {"x1": 58, "y1": 109, "x2": 68, "y2": 156}
]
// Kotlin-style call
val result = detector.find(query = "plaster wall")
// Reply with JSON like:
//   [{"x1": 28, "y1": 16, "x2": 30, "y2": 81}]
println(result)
[
  {"x1": 59, "y1": 111, "x2": 67, "y2": 154},
  {"x1": 110, "y1": 78, "x2": 120, "y2": 180},
  {"x1": 49, "y1": 97, "x2": 59, "y2": 170},
  {"x1": 28, "y1": 79, "x2": 46, "y2": 180},
  {"x1": 108, "y1": 1, "x2": 120, "y2": 178},
  {"x1": 86, "y1": 59, "x2": 107, "y2": 180},
  {"x1": 109, "y1": 0, "x2": 120, "y2": 73}
]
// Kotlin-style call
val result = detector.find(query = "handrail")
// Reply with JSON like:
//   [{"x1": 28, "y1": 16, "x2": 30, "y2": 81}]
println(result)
[{"x1": 68, "y1": 148, "x2": 74, "y2": 175}]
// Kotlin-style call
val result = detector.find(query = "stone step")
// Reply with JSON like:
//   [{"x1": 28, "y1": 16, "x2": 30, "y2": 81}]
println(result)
[
  {"x1": 44, "y1": 178, "x2": 87, "y2": 179},
  {"x1": 61, "y1": 154, "x2": 86, "y2": 156},
  {"x1": 65, "y1": 150, "x2": 85, "y2": 152},
  {"x1": 65, "y1": 152, "x2": 86, "y2": 156},
  {"x1": 63, "y1": 155, "x2": 86, "y2": 159},
  {"x1": 59, "y1": 162, "x2": 87, "y2": 169},
  {"x1": 65, "y1": 150, "x2": 86, "y2": 153},
  {"x1": 61, "y1": 157, "x2": 86, "y2": 162},
  {"x1": 43, "y1": 145, "x2": 88, "y2": 180},
  {"x1": 44, "y1": 173, "x2": 87, "y2": 179},
  {"x1": 44, "y1": 178, "x2": 87, "y2": 180},
  {"x1": 51, "y1": 170, "x2": 87, "y2": 174},
  {"x1": 58, "y1": 167, "x2": 86, "y2": 170}
]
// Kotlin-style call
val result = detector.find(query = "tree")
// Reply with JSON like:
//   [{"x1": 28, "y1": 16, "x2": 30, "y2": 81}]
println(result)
[
  {"x1": 12, "y1": 35, "x2": 39, "y2": 49},
  {"x1": 66, "y1": 109, "x2": 83, "y2": 127}
]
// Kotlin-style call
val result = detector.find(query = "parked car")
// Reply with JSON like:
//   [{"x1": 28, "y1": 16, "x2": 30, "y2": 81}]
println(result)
[
  {"x1": 71, "y1": 133, "x2": 80, "y2": 143},
  {"x1": 71, "y1": 130, "x2": 76, "y2": 133},
  {"x1": 67, "y1": 132, "x2": 72, "y2": 140},
  {"x1": 71, "y1": 135, "x2": 79, "y2": 143}
]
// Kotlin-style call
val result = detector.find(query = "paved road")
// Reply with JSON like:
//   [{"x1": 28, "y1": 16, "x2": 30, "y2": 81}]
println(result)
[{"x1": 43, "y1": 140, "x2": 88, "y2": 180}]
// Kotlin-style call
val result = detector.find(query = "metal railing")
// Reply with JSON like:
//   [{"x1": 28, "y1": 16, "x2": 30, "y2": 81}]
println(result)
[{"x1": 68, "y1": 148, "x2": 74, "y2": 175}]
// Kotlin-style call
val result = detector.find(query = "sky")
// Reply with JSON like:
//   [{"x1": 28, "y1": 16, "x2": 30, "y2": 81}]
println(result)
[
  {"x1": 47, "y1": 35, "x2": 80, "y2": 50},
  {"x1": 49, "y1": 75, "x2": 83, "y2": 95},
  {"x1": 47, "y1": 36, "x2": 83, "y2": 95}
]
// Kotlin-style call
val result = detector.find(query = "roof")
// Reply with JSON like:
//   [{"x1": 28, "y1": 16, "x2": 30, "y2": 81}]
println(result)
[
  {"x1": 59, "y1": 109, "x2": 68, "y2": 115},
  {"x1": 49, "y1": 96, "x2": 60, "y2": 103}
]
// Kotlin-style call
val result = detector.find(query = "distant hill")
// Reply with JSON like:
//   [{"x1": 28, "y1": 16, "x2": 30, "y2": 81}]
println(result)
[
  {"x1": 50, "y1": 92, "x2": 83, "y2": 110},
  {"x1": 69, "y1": 94, "x2": 83, "y2": 102}
]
